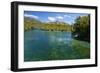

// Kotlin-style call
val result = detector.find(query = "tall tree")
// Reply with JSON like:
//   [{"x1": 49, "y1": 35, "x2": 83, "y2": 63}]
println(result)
[{"x1": 72, "y1": 15, "x2": 90, "y2": 42}]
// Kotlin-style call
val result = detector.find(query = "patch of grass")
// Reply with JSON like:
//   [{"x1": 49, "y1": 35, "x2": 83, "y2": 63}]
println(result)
[
  {"x1": 72, "y1": 39, "x2": 90, "y2": 59},
  {"x1": 48, "y1": 48, "x2": 72, "y2": 60}
]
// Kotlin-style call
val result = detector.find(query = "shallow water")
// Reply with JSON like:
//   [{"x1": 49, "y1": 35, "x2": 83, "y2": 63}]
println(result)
[{"x1": 24, "y1": 30, "x2": 90, "y2": 61}]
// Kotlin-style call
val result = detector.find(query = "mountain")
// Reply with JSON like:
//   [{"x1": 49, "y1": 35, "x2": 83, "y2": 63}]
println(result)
[
  {"x1": 24, "y1": 17, "x2": 72, "y2": 31},
  {"x1": 24, "y1": 17, "x2": 42, "y2": 31},
  {"x1": 24, "y1": 17, "x2": 41, "y2": 24}
]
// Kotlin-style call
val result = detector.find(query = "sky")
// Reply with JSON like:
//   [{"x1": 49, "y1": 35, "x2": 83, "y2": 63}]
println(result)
[{"x1": 24, "y1": 11, "x2": 89, "y2": 24}]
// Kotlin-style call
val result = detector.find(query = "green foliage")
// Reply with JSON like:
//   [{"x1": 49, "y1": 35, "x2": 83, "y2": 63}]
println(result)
[
  {"x1": 24, "y1": 17, "x2": 42, "y2": 31},
  {"x1": 72, "y1": 39, "x2": 90, "y2": 58},
  {"x1": 24, "y1": 17, "x2": 72, "y2": 31},
  {"x1": 72, "y1": 15, "x2": 90, "y2": 42}
]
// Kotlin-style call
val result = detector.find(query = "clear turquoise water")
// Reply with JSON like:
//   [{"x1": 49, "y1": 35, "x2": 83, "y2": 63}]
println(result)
[{"x1": 24, "y1": 30, "x2": 90, "y2": 62}]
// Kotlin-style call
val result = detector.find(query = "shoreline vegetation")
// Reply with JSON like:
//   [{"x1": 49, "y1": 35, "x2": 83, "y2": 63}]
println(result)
[
  {"x1": 24, "y1": 15, "x2": 90, "y2": 42},
  {"x1": 24, "y1": 17, "x2": 71, "y2": 32}
]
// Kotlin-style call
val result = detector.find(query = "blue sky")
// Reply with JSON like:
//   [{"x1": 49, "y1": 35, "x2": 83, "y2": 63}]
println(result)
[{"x1": 24, "y1": 11, "x2": 89, "y2": 24}]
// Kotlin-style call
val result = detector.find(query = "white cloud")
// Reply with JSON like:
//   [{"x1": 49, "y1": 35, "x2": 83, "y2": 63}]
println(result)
[
  {"x1": 48, "y1": 16, "x2": 64, "y2": 22},
  {"x1": 56, "y1": 16, "x2": 64, "y2": 20},
  {"x1": 48, "y1": 14, "x2": 74, "y2": 22},
  {"x1": 64, "y1": 15, "x2": 72, "y2": 18},
  {"x1": 48, "y1": 17, "x2": 56, "y2": 22},
  {"x1": 24, "y1": 14, "x2": 39, "y2": 19}
]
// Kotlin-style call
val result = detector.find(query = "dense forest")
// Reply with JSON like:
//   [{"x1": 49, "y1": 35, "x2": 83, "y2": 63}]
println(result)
[{"x1": 72, "y1": 15, "x2": 90, "y2": 42}]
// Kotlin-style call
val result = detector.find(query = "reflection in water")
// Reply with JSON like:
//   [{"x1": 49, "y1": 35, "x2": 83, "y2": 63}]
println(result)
[{"x1": 24, "y1": 29, "x2": 90, "y2": 61}]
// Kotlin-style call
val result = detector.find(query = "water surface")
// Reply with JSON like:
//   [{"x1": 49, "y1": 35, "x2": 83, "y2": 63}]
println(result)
[{"x1": 24, "y1": 30, "x2": 90, "y2": 61}]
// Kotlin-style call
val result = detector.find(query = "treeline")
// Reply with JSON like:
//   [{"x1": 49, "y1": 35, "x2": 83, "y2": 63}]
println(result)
[
  {"x1": 72, "y1": 15, "x2": 90, "y2": 42},
  {"x1": 24, "y1": 15, "x2": 90, "y2": 42},
  {"x1": 24, "y1": 17, "x2": 42, "y2": 31},
  {"x1": 24, "y1": 17, "x2": 71, "y2": 31}
]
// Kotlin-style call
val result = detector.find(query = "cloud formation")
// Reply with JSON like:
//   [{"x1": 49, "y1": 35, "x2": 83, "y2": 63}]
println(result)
[
  {"x1": 56, "y1": 16, "x2": 64, "y2": 20},
  {"x1": 48, "y1": 17, "x2": 56, "y2": 22},
  {"x1": 48, "y1": 14, "x2": 74, "y2": 22},
  {"x1": 24, "y1": 14, "x2": 39, "y2": 19},
  {"x1": 64, "y1": 15, "x2": 73, "y2": 18},
  {"x1": 48, "y1": 16, "x2": 65, "y2": 22}
]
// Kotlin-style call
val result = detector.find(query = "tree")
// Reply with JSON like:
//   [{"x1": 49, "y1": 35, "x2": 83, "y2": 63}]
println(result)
[{"x1": 72, "y1": 15, "x2": 90, "y2": 42}]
